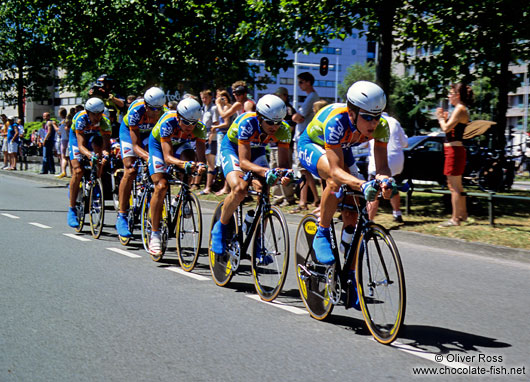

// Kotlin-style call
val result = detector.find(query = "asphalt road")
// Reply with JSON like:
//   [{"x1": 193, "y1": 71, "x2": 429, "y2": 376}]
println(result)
[{"x1": 1, "y1": 173, "x2": 529, "y2": 381}]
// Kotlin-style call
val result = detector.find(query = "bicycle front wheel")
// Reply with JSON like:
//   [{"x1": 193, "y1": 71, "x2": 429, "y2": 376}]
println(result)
[
  {"x1": 89, "y1": 178, "x2": 105, "y2": 239},
  {"x1": 294, "y1": 214, "x2": 334, "y2": 320},
  {"x1": 251, "y1": 206, "x2": 289, "y2": 302},
  {"x1": 140, "y1": 190, "x2": 152, "y2": 253},
  {"x1": 208, "y1": 201, "x2": 237, "y2": 287},
  {"x1": 176, "y1": 192, "x2": 203, "y2": 272},
  {"x1": 355, "y1": 223, "x2": 406, "y2": 344},
  {"x1": 74, "y1": 181, "x2": 86, "y2": 233}
]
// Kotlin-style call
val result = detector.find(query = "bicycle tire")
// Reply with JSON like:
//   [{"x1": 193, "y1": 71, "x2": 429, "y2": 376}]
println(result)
[
  {"x1": 149, "y1": 196, "x2": 170, "y2": 262},
  {"x1": 74, "y1": 181, "x2": 86, "y2": 233},
  {"x1": 119, "y1": 193, "x2": 134, "y2": 246},
  {"x1": 140, "y1": 190, "x2": 152, "y2": 253},
  {"x1": 89, "y1": 178, "x2": 105, "y2": 239},
  {"x1": 355, "y1": 223, "x2": 406, "y2": 345},
  {"x1": 208, "y1": 201, "x2": 237, "y2": 287},
  {"x1": 111, "y1": 169, "x2": 123, "y2": 213},
  {"x1": 251, "y1": 206, "x2": 289, "y2": 302},
  {"x1": 176, "y1": 191, "x2": 203, "y2": 272},
  {"x1": 294, "y1": 214, "x2": 334, "y2": 320}
]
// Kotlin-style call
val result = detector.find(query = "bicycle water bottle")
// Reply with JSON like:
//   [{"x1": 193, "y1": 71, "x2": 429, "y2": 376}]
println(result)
[
  {"x1": 340, "y1": 225, "x2": 355, "y2": 255},
  {"x1": 243, "y1": 210, "x2": 255, "y2": 235}
]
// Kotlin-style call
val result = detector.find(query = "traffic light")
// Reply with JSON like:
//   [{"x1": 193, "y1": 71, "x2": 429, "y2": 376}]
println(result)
[{"x1": 319, "y1": 57, "x2": 329, "y2": 76}]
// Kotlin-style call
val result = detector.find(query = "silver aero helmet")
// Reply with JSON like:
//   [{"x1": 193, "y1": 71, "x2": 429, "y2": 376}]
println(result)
[
  {"x1": 144, "y1": 87, "x2": 166, "y2": 108},
  {"x1": 177, "y1": 98, "x2": 202, "y2": 124},
  {"x1": 256, "y1": 94, "x2": 286, "y2": 123},
  {"x1": 346, "y1": 81, "x2": 386, "y2": 114},
  {"x1": 85, "y1": 97, "x2": 105, "y2": 113}
]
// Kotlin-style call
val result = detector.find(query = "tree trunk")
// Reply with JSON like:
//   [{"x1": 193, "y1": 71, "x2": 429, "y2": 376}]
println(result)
[
  {"x1": 493, "y1": 39, "x2": 511, "y2": 149},
  {"x1": 375, "y1": 0, "x2": 397, "y2": 97}
]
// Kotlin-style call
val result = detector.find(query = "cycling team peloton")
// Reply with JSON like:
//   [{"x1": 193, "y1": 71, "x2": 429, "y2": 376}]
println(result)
[{"x1": 66, "y1": 80, "x2": 397, "y2": 266}]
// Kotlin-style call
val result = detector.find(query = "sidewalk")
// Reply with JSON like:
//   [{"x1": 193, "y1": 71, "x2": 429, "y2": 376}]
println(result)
[{"x1": 2, "y1": 163, "x2": 529, "y2": 264}]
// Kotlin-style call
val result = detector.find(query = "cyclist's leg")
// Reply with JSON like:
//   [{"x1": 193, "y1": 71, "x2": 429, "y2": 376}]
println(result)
[{"x1": 118, "y1": 125, "x2": 138, "y2": 214}]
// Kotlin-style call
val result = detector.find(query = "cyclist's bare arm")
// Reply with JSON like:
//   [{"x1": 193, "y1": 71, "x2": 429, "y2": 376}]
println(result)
[
  {"x1": 76, "y1": 132, "x2": 93, "y2": 159},
  {"x1": 326, "y1": 147, "x2": 364, "y2": 191},
  {"x1": 130, "y1": 127, "x2": 149, "y2": 161}
]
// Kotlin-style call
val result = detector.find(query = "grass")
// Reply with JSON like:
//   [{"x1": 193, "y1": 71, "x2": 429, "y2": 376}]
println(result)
[{"x1": 192, "y1": 186, "x2": 530, "y2": 251}]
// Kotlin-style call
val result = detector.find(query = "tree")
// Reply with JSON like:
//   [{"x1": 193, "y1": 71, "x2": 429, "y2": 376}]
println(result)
[{"x1": 0, "y1": 0, "x2": 58, "y2": 122}]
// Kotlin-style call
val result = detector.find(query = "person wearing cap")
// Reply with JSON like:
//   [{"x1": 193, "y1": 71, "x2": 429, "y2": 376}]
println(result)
[
  {"x1": 40, "y1": 112, "x2": 58, "y2": 174},
  {"x1": 146, "y1": 98, "x2": 207, "y2": 256},
  {"x1": 296, "y1": 81, "x2": 396, "y2": 268},
  {"x1": 209, "y1": 94, "x2": 292, "y2": 257},
  {"x1": 67, "y1": 98, "x2": 112, "y2": 228},
  {"x1": 217, "y1": 81, "x2": 256, "y2": 121},
  {"x1": 1, "y1": 114, "x2": 9, "y2": 169},
  {"x1": 89, "y1": 74, "x2": 125, "y2": 120},
  {"x1": 115, "y1": 87, "x2": 166, "y2": 239}
]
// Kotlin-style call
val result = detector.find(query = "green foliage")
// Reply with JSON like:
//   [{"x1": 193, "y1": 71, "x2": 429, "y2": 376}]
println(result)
[
  {"x1": 337, "y1": 62, "x2": 376, "y2": 99},
  {"x1": 23, "y1": 121, "x2": 43, "y2": 139}
]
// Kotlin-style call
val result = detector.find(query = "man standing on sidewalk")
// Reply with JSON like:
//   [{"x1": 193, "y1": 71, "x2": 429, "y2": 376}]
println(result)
[{"x1": 40, "y1": 112, "x2": 57, "y2": 174}]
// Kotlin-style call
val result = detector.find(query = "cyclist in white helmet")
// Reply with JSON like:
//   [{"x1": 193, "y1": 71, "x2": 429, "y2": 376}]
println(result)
[
  {"x1": 146, "y1": 97, "x2": 207, "y2": 256},
  {"x1": 296, "y1": 81, "x2": 396, "y2": 271},
  {"x1": 209, "y1": 94, "x2": 293, "y2": 256},
  {"x1": 115, "y1": 86, "x2": 165, "y2": 239},
  {"x1": 67, "y1": 97, "x2": 112, "y2": 228}
]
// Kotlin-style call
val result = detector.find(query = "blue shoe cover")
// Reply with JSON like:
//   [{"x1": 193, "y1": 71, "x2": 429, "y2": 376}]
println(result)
[
  {"x1": 348, "y1": 270, "x2": 361, "y2": 311},
  {"x1": 67, "y1": 207, "x2": 79, "y2": 228},
  {"x1": 312, "y1": 226, "x2": 335, "y2": 265},
  {"x1": 211, "y1": 220, "x2": 227, "y2": 255},
  {"x1": 116, "y1": 213, "x2": 132, "y2": 238}
]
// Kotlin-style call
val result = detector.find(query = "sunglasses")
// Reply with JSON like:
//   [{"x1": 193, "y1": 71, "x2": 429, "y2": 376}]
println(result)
[
  {"x1": 234, "y1": 91, "x2": 244, "y2": 96},
  {"x1": 359, "y1": 112, "x2": 381, "y2": 122},
  {"x1": 147, "y1": 106, "x2": 163, "y2": 111},
  {"x1": 263, "y1": 119, "x2": 282, "y2": 126},
  {"x1": 180, "y1": 116, "x2": 198, "y2": 126}
]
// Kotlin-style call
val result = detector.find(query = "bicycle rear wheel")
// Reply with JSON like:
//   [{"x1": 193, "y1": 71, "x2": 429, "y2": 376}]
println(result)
[
  {"x1": 294, "y1": 214, "x2": 334, "y2": 320},
  {"x1": 355, "y1": 223, "x2": 406, "y2": 344},
  {"x1": 74, "y1": 181, "x2": 86, "y2": 233},
  {"x1": 208, "y1": 201, "x2": 237, "y2": 287},
  {"x1": 176, "y1": 192, "x2": 203, "y2": 272},
  {"x1": 89, "y1": 178, "x2": 105, "y2": 239},
  {"x1": 140, "y1": 190, "x2": 152, "y2": 253},
  {"x1": 111, "y1": 169, "x2": 123, "y2": 213},
  {"x1": 251, "y1": 206, "x2": 289, "y2": 302}
]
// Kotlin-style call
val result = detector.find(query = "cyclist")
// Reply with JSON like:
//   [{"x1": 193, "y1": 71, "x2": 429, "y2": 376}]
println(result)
[
  {"x1": 147, "y1": 98, "x2": 207, "y2": 256},
  {"x1": 67, "y1": 98, "x2": 112, "y2": 228},
  {"x1": 115, "y1": 87, "x2": 166, "y2": 239},
  {"x1": 296, "y1": 81, "x2": 396, "y2": 265},
  {"x1": 210, "y1": 94, "x2": 292, "y2": 256}
]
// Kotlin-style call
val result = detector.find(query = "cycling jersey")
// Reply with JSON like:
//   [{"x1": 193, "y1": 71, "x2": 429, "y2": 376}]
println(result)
[
  {"x1": 148, "y1": 110, "x2": 206, "y2": 174},
  {"x1": 120, "y1": 99, "x2": 161, "y2": 157},
  {"x1": 226, "y1": 112, "x2": 291, "y2": 148},
  {"x1": 68, "y1": 110, "x2": 111, "y2": 161},
  {"x1": 305, "y1": 103, "x2": 390, "y2": 149}
]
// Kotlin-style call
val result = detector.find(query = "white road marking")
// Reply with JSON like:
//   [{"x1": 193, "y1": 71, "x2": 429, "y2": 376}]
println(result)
[
  {"x1": 1, "y1": 213, "x2": 19, "y2": 219},
  {"x1": 106, "y1": 247, "x2": 142, "y2": 259},
  {"x1": 62, "y1": 233, "x2": 91, "y2": 242},
  {"x1": 390, "y1": 341, "x2": 470, "y2": 368},
  {"x1": 246, "y1": 294, "x2": 308, "y2": 315},
  {"x1": 29, "y1": 222, "x2": 52, "y2": 229},
  {"x1": 166, "y1": 266, "x2": 209, "y2": 280}
]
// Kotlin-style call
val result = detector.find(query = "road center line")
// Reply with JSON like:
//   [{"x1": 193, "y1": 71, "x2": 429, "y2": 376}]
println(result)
[
  {"x1": 166, "y1": 266, "x2": 209, "y2": 280},
  {"x1": 246, "y1": 295, "x2": 308, "y2": 315},
  {"x1": 106, "y1": 247, "x2": 142, "y2": 258},
  {"x1": 62, "y1": 233, "x2": 91, "y2": 242},
  {"x1": 1, "y1": 213, "x2": 19, "y2": 219},
  {"x1": 390, "y1": 341, "x2": 470, "y2": 368},
  {"x1": 29, "y1": 222, "x2": 52, "y2": 229}
]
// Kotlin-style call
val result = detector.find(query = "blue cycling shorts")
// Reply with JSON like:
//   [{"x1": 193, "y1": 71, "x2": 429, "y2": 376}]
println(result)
[
  {"x1": 119, "y1": 121, "x2": 149, "y2": 159},
  {"x1": 219, "y1": 135, "x2": 268, "y2": 178},
  {"x1": 69, "y1": 134, "x2": 98, "y2": 161}
]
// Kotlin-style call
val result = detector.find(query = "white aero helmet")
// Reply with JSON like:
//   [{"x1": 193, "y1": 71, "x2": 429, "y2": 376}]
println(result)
[
  {"x1": 144, "y1": 87, "x2": 166, "y2": 108},
  {"x1": 256, "y1": 94, "x2": 286, "y2": 123},
  {"x1": 346, "y1": 81, "x2": 386, "y2": 114},
  {"x1": 177, "y1": 98, "x2": 202, "y2": 123},
  {"x1": 85, "y1": 97, "x2": 105, "y2": 113}
]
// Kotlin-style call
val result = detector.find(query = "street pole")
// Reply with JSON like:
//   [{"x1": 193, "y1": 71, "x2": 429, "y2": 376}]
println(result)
[
  {"x1": 523, "y1": 68, "x2": 528, "y2": 153},
  {"x1": 293, "y1": 32, "x2": 299, "y2": 110},
  {"x1": 334, "y1": 49, "x2": 339, "y2": 103}
]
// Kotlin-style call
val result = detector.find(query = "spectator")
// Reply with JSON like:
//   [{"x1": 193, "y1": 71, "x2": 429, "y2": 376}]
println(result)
[
  {"x1": 367, "y1": 112, "x2": 408, "y2": 222},
  {"x1": 40, "y1": 112, "x2": 57, "y2": 174},
  {"x1": 436, "y1": 83, "x2": 473, "y2": 227},
  {"x1": 291, "y1": 72, "x2": 320, "y2": 213},
  {"x1": 1, "y1": 114, "x2": 8, "y2": 169},
  {"x1": 217, "y1": 81, "x2": 256, "y2": 121},
  {"x1": 6, "y1": 116, "x2": 19, "y2": 170},
  {"x1": 199, "y1": 89, "x2": 220, "y2": 195},
  {"x1": 213, "y1": 89, "x2": 234, "y2": 195},
  {"x1": 56, "y1": 107, "x2": 70, "y2": 178},
  {"x1": 16, "y1": 118, "x2": 25, "y2": 170},
  {"x1": 167, "y1": 100, "x2": 178, "y2": 110}
]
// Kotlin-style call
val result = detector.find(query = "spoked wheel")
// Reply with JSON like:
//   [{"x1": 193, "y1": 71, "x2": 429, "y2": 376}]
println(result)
[
  {"x1": 140, "y1": 190, "x2": 152, "y2": 253},
  {"x1": 89, "y1": 178, "x2": 105, "y2": 239},
  {"x1": 119, "y1": 194, "x2": 135, "y2": 246},
  {"x1": 176, "y1": 192, "x2": 203, "y2": 272},
  {"x1": 209, "y1": 201, "x2": 238, "y2": 287},
  {"x1": 251, "y1": 206, "x2": 289, "y2": 302},
  {"x1": 294, "y1": 214, "x2": 334, "y2": 320},
  {"x1": 74, "y1": 181, "x2": 86, "y2": 233},
  {"x1": 356, "y1": 223, "x2": 406, "y2": 344},
  {"x1": 111, "y1": 169, "x2": 123, "y2": 213}
]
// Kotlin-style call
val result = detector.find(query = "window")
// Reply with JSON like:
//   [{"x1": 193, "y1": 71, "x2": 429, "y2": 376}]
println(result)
[{"x1": 280, "y1": 77, "x2": 294, "y2": 85}]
